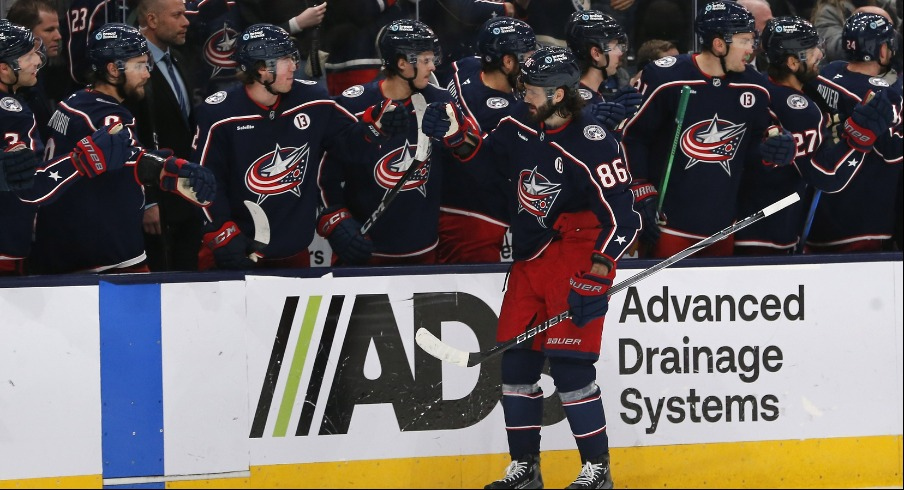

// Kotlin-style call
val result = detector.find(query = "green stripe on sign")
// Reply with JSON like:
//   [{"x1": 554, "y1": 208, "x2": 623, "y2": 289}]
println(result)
[{"x1": 273, "y1": 296, "x2": 322, "y2": 437}]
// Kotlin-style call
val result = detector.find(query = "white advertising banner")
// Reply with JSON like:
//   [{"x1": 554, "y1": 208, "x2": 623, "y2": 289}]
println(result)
[
  {"x1": 239, "y1": 261, "x2": 903, "y2": 464},
  {"x1": 0, "y1": 286, "x2": 102, "y2": 480}
]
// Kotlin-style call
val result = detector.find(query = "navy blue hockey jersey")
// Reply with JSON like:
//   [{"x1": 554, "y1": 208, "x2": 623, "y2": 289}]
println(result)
[
  {"x1": 806, "y1": 61, "x2": 903, "y2": 247},
  {"x1": 622, "y1": 54, "x2": 772, "y2": 238},
  {"x1": 442, "y1": 56, "x2": 525, "y2": 226},
  {"x1": 736, "y1": 78, "x2": 874, "y2": 251},
  {"x1": 29, "y1": 89, "x2": 146, "y2": 273},
  {"x1": 467, "y1": 107, "x2": 640, "y2": 262},
  {"x1": 1, "y1": 94, "x2": 41, "y2": 260},
  {"x1": 192, "y1": 80, "x2": 365, "y2": 259},
  {"x1": 320, "y1": 81, "x2": 455, "y2": 257}
]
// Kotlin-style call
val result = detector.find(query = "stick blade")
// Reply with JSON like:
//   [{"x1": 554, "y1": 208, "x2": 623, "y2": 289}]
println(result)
[
  {"x1": 415, "y1": 328, "x2": 470, "y2": 367},
  {"x1": 763, "y1": 192, "x2": 800, "y2": 217}
]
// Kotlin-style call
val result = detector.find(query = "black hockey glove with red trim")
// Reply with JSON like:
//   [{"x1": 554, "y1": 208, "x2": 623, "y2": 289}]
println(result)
[
  {"x1": 842, "y1": 90, "x2": 894, "y2": 152},
  {"x1": 203, "y1": 221, "x2": 256, "y2": 270},
  {"x1": 630, "y1": 179, "x2": 662, "y2": 245},
  {"x1": 362, "y1": 99, "x2": 408, "y2": 142},
  {"x1": 70, "y1": 124, "x2": 131, "y2": 178},
  {"x1": 317, "y1": 206, "x2": 374, "y2": 265}
]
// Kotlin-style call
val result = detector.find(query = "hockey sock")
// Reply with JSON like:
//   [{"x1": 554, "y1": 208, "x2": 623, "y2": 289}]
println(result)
[
  {"x1": 501, "y1": 349, "x2": 546, "y2": 459},
  {"x1": 551, "y1": 358, "x2": 609, "y2": 461}
]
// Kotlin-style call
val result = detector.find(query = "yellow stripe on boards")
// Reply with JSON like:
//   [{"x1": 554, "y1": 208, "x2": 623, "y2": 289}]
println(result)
[{"x1": 2, "y1": 435, "x2": 900, "y2": 488}]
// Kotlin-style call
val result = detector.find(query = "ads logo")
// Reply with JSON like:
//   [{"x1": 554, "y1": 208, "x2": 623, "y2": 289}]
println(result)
[{"x1": 249, "y1": 292, "x2": 567, "y2": 438}]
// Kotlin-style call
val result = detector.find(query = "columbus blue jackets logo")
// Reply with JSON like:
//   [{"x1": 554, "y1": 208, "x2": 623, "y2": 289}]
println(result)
[
  {"x1": 680, "y1": 114, "x2": 747, "y2": 176},
  {"x1": 518, "y1": 167, "x2": 561, "y2": 227},
  {"x1": 246, "y1": 143, "x2": 310, "y2": 201},
  {"x1": 375, "y1": 141, "x2": 430, "y2": 196},
  {"x1": 204, "y1": 23, "x2": 239, "y2": 78},
  {"x1": 1, "y1": 97, "x2": 22, "y2": 112}
]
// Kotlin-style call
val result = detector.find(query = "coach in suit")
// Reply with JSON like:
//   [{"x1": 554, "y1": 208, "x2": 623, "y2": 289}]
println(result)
[{"x1": 128, "y1": 0, "x2": 202, "y2": 271}]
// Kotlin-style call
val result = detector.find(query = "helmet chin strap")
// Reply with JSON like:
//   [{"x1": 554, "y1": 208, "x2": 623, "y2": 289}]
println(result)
[{"x1": 1, "y1": 63, "x2": 21, "y2": 93}]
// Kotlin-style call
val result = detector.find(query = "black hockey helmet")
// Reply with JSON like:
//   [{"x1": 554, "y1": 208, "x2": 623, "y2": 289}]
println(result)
[
  {"x1": 565, "y1": 10, "x2": 627, "y2": 59},
  {"x1": 520, "y1": 46, "x2": 580, "y2": 90},
  {"x1": 842, "y1": 11, "x2": 898, "y2": 62},
  {"x1": 88, "y1": 23, "x2": 150, "y2": 72},
  {"x1": 234, "y1": 24, "x2": 299, "y2": 73},
  {"x1": 695, "y1": 1, "x2": 756, "y2": 48},
  {"x1": 476, "y1": 17, "x2": 537, "y2": 64},
  {"x1": 761, "y1": 16, "x2": 823, "y2": 65},
  {"x1": 377, "y1": 19, "x2": 441, "y2": 67},
  {"x1": 0, "y1": 19, "x2": 43, "y2": 72}
]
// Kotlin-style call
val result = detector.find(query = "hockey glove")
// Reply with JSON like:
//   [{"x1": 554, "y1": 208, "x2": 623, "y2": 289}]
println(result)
[
  {"x1": 70, "y1": 124, "x2": 131, "y2": 178},
  {"x1": 591, "y1": 101, "x2": 628, "y2": 132},
  {"x1": 203, "y1": 221, "x2": 256, "y2": 270},
  {"x1": 630, "y1": 179, "x2": 662, "y2": 245},
  {"x1": 760, "y1": 126, "x2": 796, "y2": 167},
  {"x1": 1, "y1": 143, "x2": 38, "y2": 191},
  {"x1": 362, "y1": 99, "x2": 409, "y2": 141},
  {"x1": 422, "y1": 101, "x2": 473, "y2": 148},
  {"x1": 842, "y1": 90, "x2": 895, "y2": 152},
  {"x1": 567, "y1": 268, "x2": 615, "y2": 327},
  {"x1": 135, "y1": 149, "x2": 216, "y2": 205},
  {"x1": 317, "y1": 205, "x2": 374, "y2": 265},
  {"x1": 610, "y1": 85, "x2": 643, "y2": 118}
]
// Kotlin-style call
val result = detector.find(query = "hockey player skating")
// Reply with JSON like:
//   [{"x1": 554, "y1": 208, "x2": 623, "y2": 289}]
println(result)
[
  {"x1": 805, "y1": 11, "x2": 902, "y2": 252},
  {"x1": 734, "y1": 15, "x2": 898, "y2": 254},
  {"x1": 423, "y1": 46, "x2": 640, "y2": 489},
  {"x1": 621, "y1": 0, "x2": 794, "y2": 258},
  {"x1": 192, "y1": 23, "x2": 397, "y2": 270},
  {"x1": 319, "y1": 18, "x2": 479, "y2": 265},
  {"x1": 437, "y1": 16, "x2": 537, "y2": 264}
]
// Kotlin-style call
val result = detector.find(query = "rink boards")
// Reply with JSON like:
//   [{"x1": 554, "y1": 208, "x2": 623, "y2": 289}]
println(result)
[{"x1": 1, "y1": 257, "x2": 902, "y2": 488}]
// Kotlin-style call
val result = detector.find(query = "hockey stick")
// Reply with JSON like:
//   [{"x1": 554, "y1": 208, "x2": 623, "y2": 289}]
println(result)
[
  {"x1": 657, "y1": 84, "x2": 691, "y2": 217},
  {"x1": 359, "y1": 93, "x2": 432, "y2": 235},
  {"x1": 795, "y1": 189, "x2": 821, "y2": 254},
  {"x1": 415, "y1": 192, "x2": 801, "y2": 367},
  {"x1": 306, "y1": 1, "x2": 323, "y2": 78}
]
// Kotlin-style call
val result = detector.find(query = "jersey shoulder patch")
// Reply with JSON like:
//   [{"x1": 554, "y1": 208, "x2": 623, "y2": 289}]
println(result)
[
  {"x1": 297, "y1": 79, "x2": 318, "y2": 85},
  {"x1": 654, "y1": 56, "x2": 677, "y2": 68},
  {"x1": 868, "y1": 76, "x2": 890, "y2": 87},
  {"x1": 578, "y1": 88, "x2": 594, "y2": 100},
  {"x1": 786, "y1": 93, "x2": 809, "y2": 109},
  {"x1": 342, "y1": 85, "x2": 365, "y2": 98},
  {"x1": 1, "y1": 97, "x2": 23, "y2": 112},
  {"x1": 205, "y1": 91, "x2": 228, "y2": 104},
  {"x1": 583, "y1": 124, "x2": 606, "y2": 141},
  {"x1": 486, "y1": 96, "x2": 510, "y2": 109}
]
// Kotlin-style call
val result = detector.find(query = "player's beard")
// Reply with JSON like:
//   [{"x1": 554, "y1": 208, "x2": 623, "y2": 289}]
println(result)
[
  {"x1": 796, "y1": 62, "x2": 818, "y2": 83},
  {"x1": 117, "y1": 79, "x2": 146, "y2": 102},
  {"x1": 527, "y1": 100, "x2": 557, "y2": 124}
]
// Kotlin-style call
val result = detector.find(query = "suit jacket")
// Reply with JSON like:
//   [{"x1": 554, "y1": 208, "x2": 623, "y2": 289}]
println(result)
[{"x1": 126, "y1": 47, "x2": 197, "y2": 222}]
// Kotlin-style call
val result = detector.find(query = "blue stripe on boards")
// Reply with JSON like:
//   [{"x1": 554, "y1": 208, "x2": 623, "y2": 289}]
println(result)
[{"x1": 99, "y1": 282, "x2": 164, "y2": 479}]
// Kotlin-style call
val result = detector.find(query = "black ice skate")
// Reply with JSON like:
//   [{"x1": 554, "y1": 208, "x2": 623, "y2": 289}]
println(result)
[
  {"x1": 565, "y1": 453, "x2": 613, "y2": 489},
  {"x1": 484, "y1": 455, "x2": 543, "y2": 489}
]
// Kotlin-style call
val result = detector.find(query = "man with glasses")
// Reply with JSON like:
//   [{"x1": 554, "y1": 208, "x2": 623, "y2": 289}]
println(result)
[
  {"x1": 318, "y1": 18, "x2": 478, "y2": 265},
  {"x1": 436, "y1": 16, "x2": 536, "y2": 264},
  {"x1": 191, "y1": 23, "x2": 394, "y2": 270},
  {"x1": 621, "y1": 0, "x2": 791, "y2": 258},
  {"x1": 422, "y1": 46, "x2": 639, "y2": 489},
  {"x1": 27, "y1": 23, "x2": 215, "y2": 274}
]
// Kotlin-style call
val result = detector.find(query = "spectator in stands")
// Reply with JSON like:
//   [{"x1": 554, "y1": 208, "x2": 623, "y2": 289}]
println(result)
[{"x1": 738, "y1": 0, "x2": 775, "y2": 72}]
